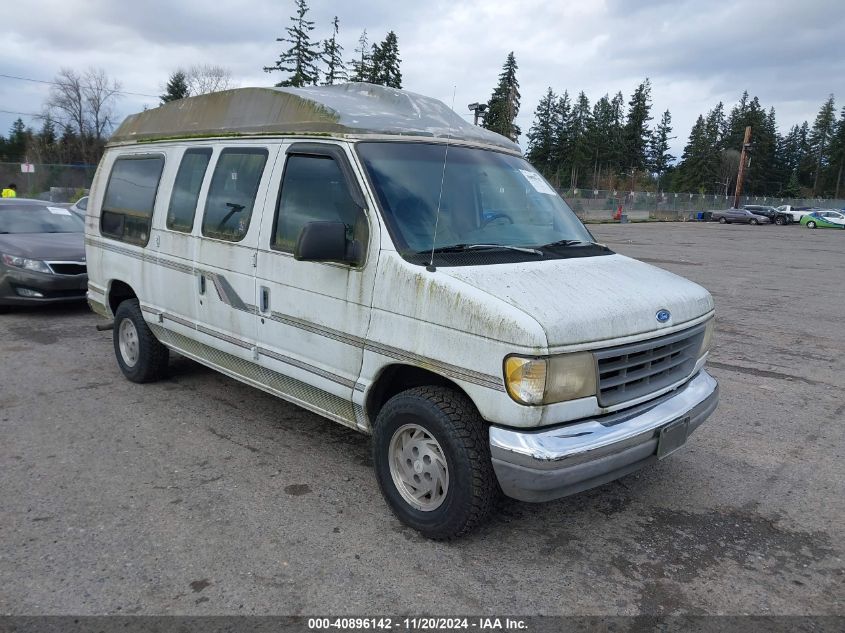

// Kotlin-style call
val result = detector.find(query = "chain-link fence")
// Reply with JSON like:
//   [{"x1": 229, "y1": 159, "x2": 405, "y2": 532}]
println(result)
[
  {"x1": 0, "y1": 162, "x2": 97, "y2": 202},
  {"x1": 3, "y1": 162, "x2": 843, "y2": 219},
  {"x1": 558, "y1": 188, "x2": 845, "y2": 222}
]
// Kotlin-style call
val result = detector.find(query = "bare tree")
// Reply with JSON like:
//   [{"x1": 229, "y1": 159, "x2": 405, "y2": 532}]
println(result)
[
  {"x1": 717, "y1": 149, "x2": 741, "y2": 196},
  {"x1": 84, "y1": 68, "x2": 121, "y2": 141},
  {"x1": 184, "y1": 64, "x2": 235, "y2": 96},
  {"x1": 46, "y1": 68, "x2": 86, "y2": 140},
  {"x1": 46, "y1": 67, "x2": 122, "y2": 162}
]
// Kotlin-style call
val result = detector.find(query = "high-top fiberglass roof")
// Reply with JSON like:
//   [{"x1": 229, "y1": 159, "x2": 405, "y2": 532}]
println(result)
[{"x1": 109, "y1": 83, "x2": 520, "y2": 152}]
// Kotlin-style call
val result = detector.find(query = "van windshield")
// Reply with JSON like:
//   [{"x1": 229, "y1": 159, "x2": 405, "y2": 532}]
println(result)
[{"x1": 357, "y1": 142, "x2": 606, "y2": 266}]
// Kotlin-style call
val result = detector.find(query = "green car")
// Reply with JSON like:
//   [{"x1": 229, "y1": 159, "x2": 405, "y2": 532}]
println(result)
[{"x1": 800, "y1": 210, "x2": 845, "y2": 229}]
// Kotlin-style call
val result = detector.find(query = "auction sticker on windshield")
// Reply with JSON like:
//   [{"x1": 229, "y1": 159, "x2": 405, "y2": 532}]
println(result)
[{"x1": 519, "y1": 169, "x2": 557, "y2": 195}]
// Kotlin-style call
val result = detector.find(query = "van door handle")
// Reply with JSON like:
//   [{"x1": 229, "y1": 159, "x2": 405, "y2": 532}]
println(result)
[
  {"x1": 260, "y1": 286, "x2": 270, "y2": 313},
  {"x1": 198, "y1": 274, "x2": 206, "y2": 295}
]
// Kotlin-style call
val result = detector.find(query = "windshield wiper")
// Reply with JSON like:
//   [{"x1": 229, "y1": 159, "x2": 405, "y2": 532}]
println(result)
[
  {"x1": 540, "y1": 239, "x2": 603, "y2": 248},
  {"x1": 418, "y1": 243, "x2": 542, "y2": 256},
  {"x1": 467, "y1": 244, "x2": 543, "y2": 255}
]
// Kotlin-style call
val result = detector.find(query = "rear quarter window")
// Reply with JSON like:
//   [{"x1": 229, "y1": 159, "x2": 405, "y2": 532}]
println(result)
[{"x1": 100, "y1": 155, "x2": 165, "y2": 245}]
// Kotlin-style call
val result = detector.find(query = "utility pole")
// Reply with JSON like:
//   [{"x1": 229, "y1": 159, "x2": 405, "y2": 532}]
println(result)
[{"x1": 732, "y1": 126, "x2": 752, "y2": 208}]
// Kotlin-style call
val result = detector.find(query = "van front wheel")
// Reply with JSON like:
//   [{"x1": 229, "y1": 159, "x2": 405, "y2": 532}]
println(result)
[
  {"x1": 372, "y1": 386, "x2": 497, "y2": 539},
  {"x1": 113, "y1": 298, "x2": 169, "y2": 383}
]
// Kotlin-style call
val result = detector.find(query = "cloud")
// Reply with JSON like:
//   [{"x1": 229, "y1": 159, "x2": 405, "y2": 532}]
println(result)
[{"x1": 2, "y1": 0, "x2": 841, "y2": 162}]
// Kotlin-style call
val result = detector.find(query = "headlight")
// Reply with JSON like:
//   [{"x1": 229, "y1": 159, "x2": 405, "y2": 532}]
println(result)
[
  {"x1": 699, "y1": 318, "x2": 714, "y2": 358},
  {"x1": 504, "y1": 352, "x2": 597, "y2": 405},
  {"x1": 1, "y1": 254, "x2": 52, "y2": 274}
]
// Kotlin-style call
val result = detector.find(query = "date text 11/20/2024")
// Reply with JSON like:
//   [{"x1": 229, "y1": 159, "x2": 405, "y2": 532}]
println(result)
[{"x1": 308, "y1": 617, "x2": 528, "y2": 630}]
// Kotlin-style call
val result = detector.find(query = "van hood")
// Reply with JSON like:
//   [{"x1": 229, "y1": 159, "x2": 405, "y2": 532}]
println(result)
[{"x1": 439, "y1": 253, "x2": 714, "y2": 349}]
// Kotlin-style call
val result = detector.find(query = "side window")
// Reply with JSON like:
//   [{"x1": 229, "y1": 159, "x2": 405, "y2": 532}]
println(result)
[
  {"x1": 167, "y1": 148, "x2": 212, "y2": 232},
  {"x1": 201, "y1": 148, "x2": 268, "y2": 242},
  {"x1": 271, "y1": 154, "x2": 367, "y2": 255},
  {"x1": 100, "y1": 155, "x2": 165, "y2": 245}
]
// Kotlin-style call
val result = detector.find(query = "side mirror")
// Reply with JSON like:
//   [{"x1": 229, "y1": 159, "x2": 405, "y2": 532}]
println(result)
[{"x1": 294, "y1": 221, "x2": 362, "y2": 265}]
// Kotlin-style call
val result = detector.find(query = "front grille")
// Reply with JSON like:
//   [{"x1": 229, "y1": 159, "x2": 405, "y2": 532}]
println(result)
[
  {"x1": 593, "y1": 324, "x2": 705, "y2": 407},
  {"x1": 48, "y1": 262, "x2": 86, "y2": 275}
]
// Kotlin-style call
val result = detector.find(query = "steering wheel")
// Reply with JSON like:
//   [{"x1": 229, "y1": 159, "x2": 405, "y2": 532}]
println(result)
[{"x1": 481, "y1": 212, "x2": 514, "y2": 228}]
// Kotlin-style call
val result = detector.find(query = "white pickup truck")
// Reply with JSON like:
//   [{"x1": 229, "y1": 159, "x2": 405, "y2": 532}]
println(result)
[{"x1": 777, "y1": 205, "x2": 815, "y2": 223}]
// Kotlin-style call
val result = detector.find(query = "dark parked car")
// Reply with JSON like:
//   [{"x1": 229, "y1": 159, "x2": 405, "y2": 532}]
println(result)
[
  {"x1": 0, "y1": 199, "x2": 87, "y2": 308},
  {"x1": 710, "y1": 208, "x2": 771, "y2": 225},
  {"x1": 743, "y1": 204, "x2": 793, "y2": 225}
]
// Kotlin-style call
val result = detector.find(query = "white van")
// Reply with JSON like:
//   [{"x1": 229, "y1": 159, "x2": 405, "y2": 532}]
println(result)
[{"x1": 85, "y1": 84, "x2": 718, "y2": 539}]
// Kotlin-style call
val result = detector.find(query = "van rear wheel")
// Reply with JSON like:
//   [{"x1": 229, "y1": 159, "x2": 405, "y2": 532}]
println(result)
[
  {"x1": 372, "y1": 386, "x2": 497, "y2": 540},
  {"x1": 113, "y1": 298, "x2": 169, "y2": 383}
]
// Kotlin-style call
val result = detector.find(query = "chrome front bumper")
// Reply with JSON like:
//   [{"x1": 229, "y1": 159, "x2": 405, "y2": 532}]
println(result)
[{"x1": 489, "y1": 370, "x2": 719, "y2": 502}]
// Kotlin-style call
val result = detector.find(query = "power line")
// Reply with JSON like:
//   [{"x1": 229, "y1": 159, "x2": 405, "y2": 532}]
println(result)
[
  {"x1": 0, "y1": 73, "x2": 158, "y2": 99},
  {"x1": 0, "y1": 108, "x2": 43, "y2": 118}
]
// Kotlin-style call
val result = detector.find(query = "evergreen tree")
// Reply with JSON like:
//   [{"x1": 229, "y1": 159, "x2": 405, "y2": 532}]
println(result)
[
  {"x1": 609, "y1": 91, "x2": 626, "y2": 173},
  {"x1": 725, "y1": 91, "x2": 751, "y2": 150},
  {"x1": 808, "y1": 94, "x2": 837, "y2": 195},
  {"x1": 724, "y1": 93, "x2": 774, "y2": 194},
  {"x1": 160, "y1": 70, "x2": 189, "y2": 104},
  {"x1": 263, "y1": 0, "x2": 320, "y2": 87},
  {"x1": 796, "y1": 121, "x2": 814, "y2": 189},
  {"x1": 526, "y1": 87, "x2": 557, "y2": 176},
  {"x1": 33, "y1": 115, "x2": 59, "y2": 164},
  {"x1": 703, "y1": 102, "x2": 727, "y2": 189},
  {"x1": 568, "y1": 91, "x2": 592, "y2": 188},
  {"x1": 368, "y1": 31, "x2": 402, "y2": 88},
  {"x1": 482, "y1": 52, "x2": 521, "y2": 142},
  {"x1": 776, "y1": 123, "x2": 802, "y2": 188},
  {"x1": 649, "y1": 109, "x2": 674, "y2": 190},
  {"x1": 827, "y1": 105, "x2": 845, "y2": 198},
  {"x1": 781, "y1": 170, "x2": 801, "y2": 198},
  {"x1": 321, "y1": 16, "x2": 346, "y2": 85},
  {"x1": 588, "y1": 95, "x2": 615, "y2": 188},
  {"x1": 550, "y1": 91, "x2": 571, "y2": 185},
  {"x1": 348, "y1": 30, "x2": 372, "y2": 83},
  {"x1": 39, "y1": 115, "x2": 57, "y2": 147},
  {"x1": 7, "y1": 119, "x2": 28, "y2": 162},
  {"x1": 623, "y1": 78, "x2": 653, "y2": 171},
  {"x1": 58, "y1": 127, "x2": 80, "y2": 164},
  {"x1": 674, "y1": 115, "x2": 709, "y2": 192},
  {"x1": 756, "y1": 106, "x2": 780, "y2": 194}
]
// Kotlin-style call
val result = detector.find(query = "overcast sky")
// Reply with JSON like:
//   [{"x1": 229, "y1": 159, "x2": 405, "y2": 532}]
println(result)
[{"x1": 2, "y1": 0, "x2": 843, "y2": 162}]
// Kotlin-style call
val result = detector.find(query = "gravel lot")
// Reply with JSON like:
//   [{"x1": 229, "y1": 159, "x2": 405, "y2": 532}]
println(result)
[{"x1": 1, "y1": 222, "x2": 843, "y2": 616}]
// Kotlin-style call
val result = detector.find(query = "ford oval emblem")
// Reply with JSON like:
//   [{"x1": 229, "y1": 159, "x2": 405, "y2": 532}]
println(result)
[{"x1": 656, "y1": 309, "x2": 671, "y2": 323}]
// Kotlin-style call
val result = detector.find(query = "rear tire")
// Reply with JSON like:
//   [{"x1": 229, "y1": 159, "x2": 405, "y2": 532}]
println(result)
[
  {"x1": 372, "y1": 386, "x2": 497, "y2": 540},
  {"x1": 750, "y1": 219, "x2": 758, "y2": 225},
  {"x1": 113, "y1": 298, "x2": 169, "y2": 383},
  {"x1": 775, "y1": 216, "x2": 785, "y2": 225}
]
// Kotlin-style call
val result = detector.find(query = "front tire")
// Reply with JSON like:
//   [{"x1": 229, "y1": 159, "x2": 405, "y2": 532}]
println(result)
[
  {"x1": 775, "y1": 216, "x2": 785, "y2": 225},
  {"x1": 718, "y1": 217, "x2": 727, "y2": 224},
  {"x1": 372, "y1": 386, "x2": 497, "y2": 540},
  {"x1": 113, "y1": 298, "x2": 169, "y2": 383},
  {"x1": 807, "y1": 221, "x2": 817, "y2": 229},
  {"x1": 750, "y1": 219, "x2": 758, "y2": 225}
]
